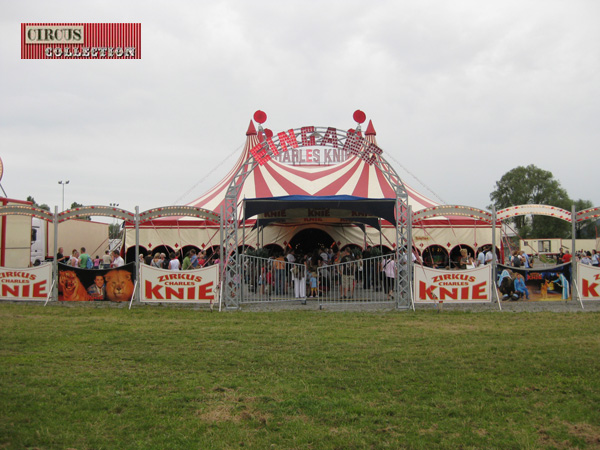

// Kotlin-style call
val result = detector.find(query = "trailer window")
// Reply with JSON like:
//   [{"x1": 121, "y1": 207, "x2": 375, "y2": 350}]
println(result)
[
  {"x1": 31, "y1": 228, "x2": 37, "y2": 243},
  {"x1": 538, "y1": 240, "x2": 551, "y2": 253}
]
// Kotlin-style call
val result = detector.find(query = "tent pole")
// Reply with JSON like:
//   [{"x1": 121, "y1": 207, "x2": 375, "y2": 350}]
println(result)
[
  {"x1": 572, "y1": 204, "x2": 577, "y2": 303},
  {"x1": 242, "y1": 198, "x2": 246, "y2": 255},
  {"x1": 135, "y1": 206, "x2": 140, "y2": 304}
]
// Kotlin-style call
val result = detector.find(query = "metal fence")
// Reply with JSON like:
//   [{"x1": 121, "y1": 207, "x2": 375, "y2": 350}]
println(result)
[
  {"x1": 239, "y1": 254, "x2": 403, "y2": 307},
  {"x1": 317, "y1": 255, "x2": 399, "y2": 306},
  {"x1": 240, "y1": 255, "x2": 308, "y2": 304}
]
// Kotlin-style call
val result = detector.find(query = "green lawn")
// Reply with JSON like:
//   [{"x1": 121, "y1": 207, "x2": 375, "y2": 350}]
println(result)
[{"x1": 1, "y1": 303, "x2": 599, "y2": 449}]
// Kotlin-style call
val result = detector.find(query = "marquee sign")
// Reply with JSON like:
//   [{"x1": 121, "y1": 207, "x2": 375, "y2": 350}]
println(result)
[
  {"x1": 272, "y1": 147, "x2": 350, "y2": 166},
  {"x1": 260, "y1": 208, "x2": 377, "y2": 220},
  {"x1": 250, "y1": 126, "x2": 383, "y2": 166}
]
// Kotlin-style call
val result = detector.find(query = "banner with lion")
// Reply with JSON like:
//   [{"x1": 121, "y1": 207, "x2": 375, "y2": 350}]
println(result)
[{"x1": 58, "y1": 263, "x2": 135, "y2": 302}]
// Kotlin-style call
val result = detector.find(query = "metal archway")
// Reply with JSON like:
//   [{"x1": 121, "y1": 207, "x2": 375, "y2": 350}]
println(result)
[{"x1": 220, "y1": 124, "x2": 411, "y2": 309}]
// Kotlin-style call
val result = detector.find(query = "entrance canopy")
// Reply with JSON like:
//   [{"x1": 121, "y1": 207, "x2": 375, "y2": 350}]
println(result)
[{"x1": 243, "y1": 195, "x2": 397, "y2": 226}]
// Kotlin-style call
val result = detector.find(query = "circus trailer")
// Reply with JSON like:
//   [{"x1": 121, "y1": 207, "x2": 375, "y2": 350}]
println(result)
[
  {"x1": 30, "y1": 217, "x2": 110, "y2": 266},
  {"x1": 0, "y1": 197, "x2": 32, "y2": 268},
  {"x1": 124, "y1": 112, "x2": 499, "y2": 263}
]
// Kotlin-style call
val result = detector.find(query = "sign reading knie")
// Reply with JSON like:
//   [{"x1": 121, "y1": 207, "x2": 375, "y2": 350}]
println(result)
[{"x1": 21, "y1": 23, "x2": 141, "y2": 59}]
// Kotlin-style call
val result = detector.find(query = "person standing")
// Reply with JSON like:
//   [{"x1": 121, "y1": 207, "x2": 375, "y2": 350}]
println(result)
[
  {"x1": 111, "y1": 250, "x2": 124, "y2": 268},
  {"x1": 182, "y1": 251, "x2": 192, "y2": 270},
  {"x1": 79, "y1": 247, "x2": 91, "y2": 269},
  {"x1": 189, "y1": 249, "x2": 199, "y2": 269},
  {"x1": 476, "y1": 249, "x2": 486, "y2": 267},
  {"x1": 102, "y1": 250, "x2": 112, "y2": 269},
  {"x1": 592, "y1": 250, "x2": 599, "y2": 267},
  {"x1": 273, "y1": 253, "x2": 286, "y2": 295},
  {"x1": 485, "y1": 246, "x2": 494, "y2": 265},
  {"x1": 382, "y1": 254, "x2": 396, "y2": 300},
  {"x1": 56, "y1": 247, "x2": 68, "y2": 264},
  {"x1": 68, "y1": 249, "x2": 79, "y2": 267},
  {"x1": 290, "y1": 263, "x2": 306, "y2": 299},
  {"x1": 151, "y1": 254, "x2": 162, "y2": 268},
  {"x1": 339, "y1": 248, "x2": 355, "y2": 299},
  {"x1": 168, "y1": 252, "x2": 181, "y2": 271}
]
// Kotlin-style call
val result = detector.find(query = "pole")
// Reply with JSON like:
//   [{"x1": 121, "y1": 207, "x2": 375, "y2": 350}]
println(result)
[
  {"x1": 572, "y1": 204, "x2": 577, "y2": 303},
  {"x1": 52, "y1": 206, "x2": 59, "y2": 301},
  {"x1": 135, "y1": 206, "x2": 140, "y2": 303}
]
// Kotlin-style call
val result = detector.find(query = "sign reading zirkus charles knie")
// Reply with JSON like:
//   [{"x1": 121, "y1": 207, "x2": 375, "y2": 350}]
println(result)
[
  {"x1": 0, "y1": 264, "x2": 52, "y2": 301},
  {"x1": 141, "y1": 264, "x2": 218, "y2": 303},
  {"x1": 414, "y1": 265, "x2": 493, "y2": 303},
  {"x1": 21, "y1": 23, "x2": 141, "y2": 59}
]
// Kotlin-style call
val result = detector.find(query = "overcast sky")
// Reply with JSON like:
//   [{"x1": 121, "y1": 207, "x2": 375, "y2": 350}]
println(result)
[{"x1": 1, "y1": 0, "x2": 599, "y2": 216}]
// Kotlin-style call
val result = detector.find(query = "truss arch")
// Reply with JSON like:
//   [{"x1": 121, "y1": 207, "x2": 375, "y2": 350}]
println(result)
[{"x1": 221, "y1": 120, "x2": 411, "y2": 309}]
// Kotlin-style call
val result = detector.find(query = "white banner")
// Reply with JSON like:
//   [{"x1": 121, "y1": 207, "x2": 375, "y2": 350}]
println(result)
[
  {"x1": 414, "y1": 265, "x2": 493, "y2": 303},
  {"x1": 577, "y1": 263, "x2": 600, "y2": 300},
  {"x1": 140, "y1": 264, "x2": 219, "y2": 303},
  {"x1": 0, "y1": 263, "x2": 52, "y2": 301}
]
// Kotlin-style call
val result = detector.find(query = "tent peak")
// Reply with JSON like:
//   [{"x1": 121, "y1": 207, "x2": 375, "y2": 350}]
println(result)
[
  {"x1": 365, "y1": 120, "x2": 376, "y2": 136},
  {"x1": 246, "y1": 120, "x2": 257, "y2": 136}
]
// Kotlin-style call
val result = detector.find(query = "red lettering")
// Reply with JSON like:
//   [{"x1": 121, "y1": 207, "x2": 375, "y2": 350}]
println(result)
[
  {"x1": 249, "y1": 142, "x2": 271, "y2": 165},
  {"x1": 582, "y1": 279, "x2": 599, "y2": 298},
  {"x1": 277, "y1": 129, "x2": 298, "y2": 152},
  {"x1": 301, "y1": 126, "x2": 315, "y2": 146},
  {"x1": 320, "y1": 127, "x2": 338, "y2": 148},
  {"x1": 165, "y1": 287, "x2": 185, "y2": 300},
  {"x1": 342, "y1": 132, "x2": 362, "y2": 157},
  {"x1": 419, "y1": 281, "x2": 437, "y2": 300},
  {"x1": 145, "y1": 281, "x2": 164, "y2": 300},
  {"x1": 306, "y1": 149, "x2": 312, "y2": 162},
  {"x1": 32, "y1": 281, "x2": 47, "y2": 298},
  {"x1": 197, "y1": 282, "x2": 214, "y2": 300},
  {"x1": 471, "y1": 282, "x2": 487, "y2": 300},
  {"x1": 439, "y1": 287, "x2": 458, "y2": 300},
  {"x1": 1, "y1": 285, "x2": 19, "y2": 297},
  {"x1": 266, "y1": 137, "x2": 279, "y2": 156},
  {"x1": 22, "y1": 285, "x2": 30, "y2": 297}
]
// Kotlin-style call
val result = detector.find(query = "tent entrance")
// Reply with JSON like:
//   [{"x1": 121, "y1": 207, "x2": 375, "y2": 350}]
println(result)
[{"x1": 289, "y1": 228, "x2": 335, "y2": 254}]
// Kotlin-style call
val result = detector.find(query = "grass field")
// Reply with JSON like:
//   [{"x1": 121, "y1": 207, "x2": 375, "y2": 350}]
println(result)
[{"x1": 1, "y1": 303, "x2": 600, "y2": 450}]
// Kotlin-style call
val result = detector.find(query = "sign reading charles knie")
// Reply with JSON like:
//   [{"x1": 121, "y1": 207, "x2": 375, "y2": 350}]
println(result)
[{"x1": 21, "y1": 23, "x2": 141, "y2": 59}]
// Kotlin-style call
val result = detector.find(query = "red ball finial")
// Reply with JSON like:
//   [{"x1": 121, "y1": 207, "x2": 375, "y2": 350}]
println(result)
[
  {"x1": 254, "y1": 110, "x2": 267, "y2": 124},
  {"x1": 353, "y1": 110, "x2": 366, "y2": 124}
]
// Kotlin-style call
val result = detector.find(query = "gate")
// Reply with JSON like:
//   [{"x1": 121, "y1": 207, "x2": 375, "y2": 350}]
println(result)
[
  {"x1": 317, "y1": 254, "x2": 403, "y2": 307},
  {"x1": 239, "y1": 255, "x2": 308, "y2": 304}
]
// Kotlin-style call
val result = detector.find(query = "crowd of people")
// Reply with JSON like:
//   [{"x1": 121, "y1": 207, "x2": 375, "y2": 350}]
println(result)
[
  {"x1": 56, "y1": 247, "x2": 124, "y2": 269},
  {"x1": 242, "y1": 246, "x2": 418, "y2": 300},
  {"x1": 140, "y1": 249, "x2": 220, "y2": 271}
]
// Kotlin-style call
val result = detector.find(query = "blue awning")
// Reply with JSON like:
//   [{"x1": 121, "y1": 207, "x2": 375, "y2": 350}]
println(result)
[{"x1": 243, "y1": 195, "x2": 397, "y2": 225}]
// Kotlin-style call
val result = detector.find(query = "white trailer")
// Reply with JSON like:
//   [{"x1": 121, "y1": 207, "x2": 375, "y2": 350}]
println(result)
[{"x1": 31, "y1": 217, "x2": 110, "y2": 265}]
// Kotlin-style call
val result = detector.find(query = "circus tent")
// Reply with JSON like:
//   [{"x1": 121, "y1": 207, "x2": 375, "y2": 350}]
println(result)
[{"x1": 125, "y1": 113, "x2": 495, "y2": 264}]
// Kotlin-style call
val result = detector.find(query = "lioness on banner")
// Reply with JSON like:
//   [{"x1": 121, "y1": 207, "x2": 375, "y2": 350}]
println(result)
[{"x1": 58, "y1": 263, "x2": 135, "y2": 302}]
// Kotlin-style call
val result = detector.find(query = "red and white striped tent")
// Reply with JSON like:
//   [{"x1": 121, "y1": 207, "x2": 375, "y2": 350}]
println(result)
[{"x1": 127, "y1": 115, "x2": 494, "y2": 264}]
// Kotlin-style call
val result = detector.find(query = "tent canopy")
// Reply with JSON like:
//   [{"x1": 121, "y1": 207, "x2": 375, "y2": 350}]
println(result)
[{"x1": 243, "y1": 195, "x2": 397, "y2": 225}]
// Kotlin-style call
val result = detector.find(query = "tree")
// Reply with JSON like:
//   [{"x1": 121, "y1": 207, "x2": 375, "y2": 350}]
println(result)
[
  {"x1": 109, "y1": 223, "x2": 122, "y2": 240},
  {"x1": 26, "y1": 196, "x2": 50, "y2": 211},
  {"x1": 489, "y1": 165, "x2": 571, "y2": 238}
]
